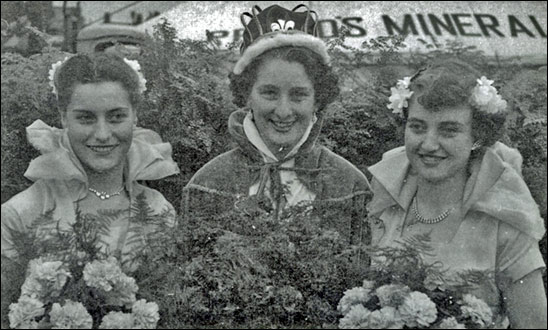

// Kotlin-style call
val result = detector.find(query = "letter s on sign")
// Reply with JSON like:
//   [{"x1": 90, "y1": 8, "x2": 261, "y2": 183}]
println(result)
[{"x1": 342, "y1": 17, "x2": 367, "y2": 37}]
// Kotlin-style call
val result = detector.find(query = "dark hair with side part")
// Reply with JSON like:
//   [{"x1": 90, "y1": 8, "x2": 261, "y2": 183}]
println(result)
[
  {"x1": 402, "y1": 58, "x2": 507, "y2": 157},
  {"x1": 228, "y1": 46, "x2": 339, "y2": 114},
  {"x1": 54, "y1": 53, "x2": 142, "y2": 112}
]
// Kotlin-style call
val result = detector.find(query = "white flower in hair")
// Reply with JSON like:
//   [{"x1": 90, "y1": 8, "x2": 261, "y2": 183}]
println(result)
[
  {"x1": 48, "y1": 57, "x2": 70, "y2": 96},
  {"x1": 123, "y1": 58, "x2": 147, "y2": 94},
  {"x1": 470, "y1": 76, "x2": 507, "y2": 114},
  {"x1": 387, "y1": 76, "x2": 414, "y2": 115}
]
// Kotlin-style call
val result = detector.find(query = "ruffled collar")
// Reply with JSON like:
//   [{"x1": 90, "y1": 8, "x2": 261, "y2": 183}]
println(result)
[
  {"x1": 24, "y1": 120, "x2": 180, "y2": 199},
  {"x1": 368, "y1": 142, "x2": 545, "y2": 240}
]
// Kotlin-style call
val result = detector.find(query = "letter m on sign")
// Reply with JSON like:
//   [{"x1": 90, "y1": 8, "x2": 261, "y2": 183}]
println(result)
[{"x1": 382, "y1": 15, "x2": 419, "y2": 35}]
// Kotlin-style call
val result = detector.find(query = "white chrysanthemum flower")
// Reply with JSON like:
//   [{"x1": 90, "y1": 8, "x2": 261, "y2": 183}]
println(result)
[
  {"x1": 460, "y1": 293, "x2": 493, "y2": 327},
  {"x1": 49, "y1": 300, "x2": 93, "y2": 329},
  {"x1": 470, "y1": 76, "x2": 507, "y2": 114},
  {"x1": 48, "y1": 57, "x2": 69, "y2": 96},
  {"x1": 438, "y1": 316, "x2": 466, "y2": 329},
  {"x1": 132, "y1": 299, "x2": 160, "y2": 329},
  {"x1": 338, "y1": 304, "x2": 371, "y2": 329},
  {"x1": 337, "y1": 286, "x2": 373, "y2": 316},
  {"x1": 387, "y1": 77, "x2": 414, "y2": 115},
  {"x1": 397, "y1": 76, "x2": 412, "y2": 89},
  {"x1": 8, "y1": 296, "x2": 45, "y2": 329},
  {"x1": 106, "y1": 274, "x2": 139, "y2": 308},
  {"x1": 375, "y1": 284, "x2": 411, "y2": 308},
  {"x1": 21, "y1": 258, "x2": 71, "y2": 302},
  {"x1": 123, "y1": 58, "x2": 147, "y2": 93},
  {"x1": 99, "y1": 311, "x2": 135, "y2": 329},
  {"x1": 83, "y1": 257, "x2": 123, "y2": 292},
  {"x1": 367, "y1": 306, "x2": 404, "y2": 329},
  {"x1": 398, "y1": 291, "x2": 438, "y2": 328}
]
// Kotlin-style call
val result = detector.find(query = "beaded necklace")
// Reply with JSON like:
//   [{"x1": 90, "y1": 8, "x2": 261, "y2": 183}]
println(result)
[
  {"x1": 88, "y1": 186, "x2": 125, "y2": 200},
  {"x1": 412, "y1": 195, "x2": 454, "y2": 224}
]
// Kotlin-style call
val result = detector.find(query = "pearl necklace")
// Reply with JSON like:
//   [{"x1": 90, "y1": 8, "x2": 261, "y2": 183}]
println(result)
[
  {"x1": 88, "y1": 186, "x2": 125, "y2": 200},
  {"x1": 412, "y1": 195, "x2": 454, "y2": 224}
]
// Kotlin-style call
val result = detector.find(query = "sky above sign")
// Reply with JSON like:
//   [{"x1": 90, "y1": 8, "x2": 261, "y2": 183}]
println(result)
[{"x1": 140, "y1": 1, "x2": 547, "y2": 63}]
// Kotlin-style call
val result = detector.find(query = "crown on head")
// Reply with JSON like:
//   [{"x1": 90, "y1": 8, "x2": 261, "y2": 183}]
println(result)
[
  {"x1": 240, "y1": 4, "x2": 319, "y2": 52},
  {"x1": 233, "y1": 4, "x2": 329, "y2": 75}
]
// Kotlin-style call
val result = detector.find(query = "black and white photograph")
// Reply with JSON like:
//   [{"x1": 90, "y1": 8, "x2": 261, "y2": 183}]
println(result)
[{"x1": 1, "y1": 1, "x2": 546, "y2": 328}]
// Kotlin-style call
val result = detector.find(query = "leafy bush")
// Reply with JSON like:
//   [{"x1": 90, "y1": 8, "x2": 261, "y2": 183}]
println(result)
[{"x1": 133, "y1": 209, "x2": 369, "y2": 328}]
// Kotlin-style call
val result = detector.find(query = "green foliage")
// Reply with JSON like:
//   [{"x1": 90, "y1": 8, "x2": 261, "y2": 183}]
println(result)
[
  {"x1": 133, "y1": 208, "x2": 369, "y2": 328},
  {"x1": 1, "y1": 50, "x2": 68, "y2": 203}
]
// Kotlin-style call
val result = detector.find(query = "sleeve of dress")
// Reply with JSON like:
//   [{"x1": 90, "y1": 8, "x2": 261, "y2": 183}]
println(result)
[
  {"x1": 1, "y1": 201, "x2": 27, "y2": 260},
  {"x1": 496, "y1": 221, "x2": 545, "y2": 283},
  {"x1": 1, "y1": 205, "x2": 29, "y2": 328}
]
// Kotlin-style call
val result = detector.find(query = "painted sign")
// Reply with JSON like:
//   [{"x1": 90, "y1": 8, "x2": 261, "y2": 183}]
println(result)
[{"x1": 140, "y1": 1, "x2": 547, "y2": 63}]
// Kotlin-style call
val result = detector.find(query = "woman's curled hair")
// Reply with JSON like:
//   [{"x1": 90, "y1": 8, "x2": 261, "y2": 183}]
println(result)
[
  {"x1": 54, "y1": 53, "x2": 142, "y2": 111},
  {"x1": 403, "y1": 58, "x2": 507, "y2": 152}
]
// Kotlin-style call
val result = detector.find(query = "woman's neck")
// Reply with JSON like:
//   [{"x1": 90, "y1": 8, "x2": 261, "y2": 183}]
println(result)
[
  {"x1": 85, "y1": 164, "x2": 125, "y2": 193},
  {"x1": 416, "y1": 170, "x2": 468, "y2": 215}
]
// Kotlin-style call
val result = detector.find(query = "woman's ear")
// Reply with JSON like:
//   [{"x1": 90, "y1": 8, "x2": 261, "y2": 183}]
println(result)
[{"x1": 60, "y1": 111, "x2": 68, "y2": 128}]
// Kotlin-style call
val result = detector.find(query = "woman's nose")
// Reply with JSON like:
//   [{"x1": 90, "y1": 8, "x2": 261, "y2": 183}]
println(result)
[
  {"x1": 273, "y1": 96, "x2": 293, "y2": 119},
  {"x1": 421, "y1": 130, "x2": 440, "y2": 151},
  {"x1": 94, "y1": 119, "x2": 112, "y2": 142}
]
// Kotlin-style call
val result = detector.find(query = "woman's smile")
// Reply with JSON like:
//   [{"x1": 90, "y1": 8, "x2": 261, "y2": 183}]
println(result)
[
  {"x1": 270, "y1": 119, "x2": 296, "y2": 132},
  {"x1": 418, "y1": 153, "x2": 447, "y2": 166},
  {"x1": 87, "y1": 144, "x2": 119, "y2": 154}
]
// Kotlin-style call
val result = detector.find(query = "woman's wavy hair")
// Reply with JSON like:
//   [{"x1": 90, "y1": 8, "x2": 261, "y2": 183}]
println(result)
[
  {"x1": 228, "y1": 46, "x2": 339, "y2": 114},
  {"x1": 55, "y1": 53, "x2": 142, "y2": 112},
  {"x1": 402, "y1": 58, "x2": 507, "y2": 157}
]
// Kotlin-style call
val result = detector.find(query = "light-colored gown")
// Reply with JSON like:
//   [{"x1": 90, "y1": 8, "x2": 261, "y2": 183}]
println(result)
[{"x1": 367, "y1": 142, "x2": 545, "y2": 327}]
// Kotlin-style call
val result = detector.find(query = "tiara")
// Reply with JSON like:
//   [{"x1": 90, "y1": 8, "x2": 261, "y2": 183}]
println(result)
[
  {"x1": 233, "y1": 4, "x2": 329, "y2": 75},
  {"x1": 48, "y1": 57, "x2": 147, "y2": 97},
  {"x1": 387, "y1": 75, "x2": 507, "y2": 115}
]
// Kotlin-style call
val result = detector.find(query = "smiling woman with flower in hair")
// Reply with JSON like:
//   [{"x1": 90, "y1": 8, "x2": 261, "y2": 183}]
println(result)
[
  {"x1": 368, "y1": 59, "x2": 547, "y2": 328},
  {"x1": 1, "y1": 53, "x2": 179, "y2": 327}
]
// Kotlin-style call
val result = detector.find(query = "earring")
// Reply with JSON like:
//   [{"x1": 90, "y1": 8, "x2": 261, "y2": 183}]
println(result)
[{"x1": 471, "y1": 141, "x2": 482, "y2": 151}]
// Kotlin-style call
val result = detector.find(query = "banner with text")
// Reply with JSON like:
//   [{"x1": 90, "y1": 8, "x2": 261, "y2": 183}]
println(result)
[{"x1": 141, "y1": 1, "x2": 547, "y2": 63}]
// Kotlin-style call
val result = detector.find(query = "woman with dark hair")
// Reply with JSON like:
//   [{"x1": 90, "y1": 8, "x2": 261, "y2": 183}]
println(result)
[
  {"x1": 368, "y1": 59, "x2": 546, "y2": 328},
  {"x1": 183, "y1": 4, "x2": 370, "y2": 243},
  {"x1": 1, "y1": 53, "x2": 179, "y2": 269}
]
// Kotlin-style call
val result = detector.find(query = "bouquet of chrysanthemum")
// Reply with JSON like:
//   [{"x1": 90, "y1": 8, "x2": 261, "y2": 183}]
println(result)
[
  {"x1": 337, "y1": 280, "x2": 494, "y2": 329},
  {"x1": 8, "y1": 256, "x2": 159, "y2": 329},
  {"x1": 336, "y1": 234, "x2": 497, "y2": 329}
]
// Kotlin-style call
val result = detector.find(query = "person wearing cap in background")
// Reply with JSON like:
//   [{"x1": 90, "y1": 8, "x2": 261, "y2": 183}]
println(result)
[{"x1": 182, "y1": 4, "x2": 371, "y2": 244}]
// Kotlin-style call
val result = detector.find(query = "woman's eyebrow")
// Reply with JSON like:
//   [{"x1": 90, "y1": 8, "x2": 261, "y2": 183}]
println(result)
[
  {"x1": 107, "y1": 107, "x2": 130, "y2": 112},
  {"x1": 407, "y1": 117, "x2": 425, "y2": 124},
  {"x1": 290, "y1": 86, "x2": 312, "y2": 92},
  {"x1": 439, "y1": 121, "x2": 465, "y2": 128}
]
